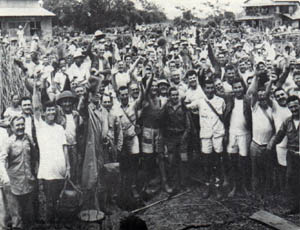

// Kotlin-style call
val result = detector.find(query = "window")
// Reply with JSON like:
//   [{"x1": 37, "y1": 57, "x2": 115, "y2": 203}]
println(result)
[
  {"x1": 280, "y1": 6, "x2": 289, "y2": 14},
  {"x1": 30, "y1": 21, "x2": 41, "y2": 36}
]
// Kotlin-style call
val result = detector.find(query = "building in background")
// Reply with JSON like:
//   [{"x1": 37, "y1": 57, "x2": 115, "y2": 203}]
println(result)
[
  {"x1": 236, "y1": 0, "x2": 300, "y2": 30},
  {"x1": 0, "y1": 0, "x2": 55, "y2": 39}
]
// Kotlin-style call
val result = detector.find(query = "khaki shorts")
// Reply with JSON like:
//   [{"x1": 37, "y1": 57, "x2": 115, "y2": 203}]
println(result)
[
  {"x1": 227, "y1": 133, "x2": 251, "y2": 157},
  {"x1": 165, "y1": 136, "x2": 188, "y2": 162},
  {"x1": 201, "y1": 136, "x2": 224, "y2": 154},
  {"x1": 142, "y1": 127, "x2": 163, "y2": 154}
]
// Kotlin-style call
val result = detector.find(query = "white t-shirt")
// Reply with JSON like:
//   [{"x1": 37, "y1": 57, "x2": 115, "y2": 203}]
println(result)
[
  {"x1": 229, "y1": 98, "x2": 249, "y2": 135},
  {"x1": 35, "y1": 120, "x2": 67, "y2": 180},
  {"x1": 66, "y1": 62, "x2": 90, "y2": 83},
  {"x1": 252, "y1": 103, "x2": 274, "y2": 145}
]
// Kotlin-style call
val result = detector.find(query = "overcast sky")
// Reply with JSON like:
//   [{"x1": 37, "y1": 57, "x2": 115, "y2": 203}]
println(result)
[{"x1": 134, "y1": 0, "x2": 245, "y2": 19}]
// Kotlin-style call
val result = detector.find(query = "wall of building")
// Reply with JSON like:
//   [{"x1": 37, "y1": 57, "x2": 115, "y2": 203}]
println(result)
[
  {"x1": 0, "y1": 0, "x2": 39, "y2": 8},
  {"x1": 0, "y1": 16, "x2": 52, "y2": 39}
]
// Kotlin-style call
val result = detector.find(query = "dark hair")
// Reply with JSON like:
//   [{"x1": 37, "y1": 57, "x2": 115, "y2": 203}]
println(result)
[
  {"x1": 225, "y1": 64, "x2": 235, "y2": 72},
  {"x1": 43, "y1": 100, "x2": 56, "y2": 111},
  {"x1": 293, "y1": 71, "x2": 300, "y2": 77},
  {"x1": 185, "y1": 70, "x2": 197, "y2": 79},
  {"x1": 20, "y1": 96, "x2": 32, "y2": 104},
  {"x1": 10, "y1": 115, "x2": 25, "y2": 126},
  {"x1": 118, "y1": 86, "x2": 129, "y2": 92},
  {"x1": 203, "y1": 79, "x2": 215, "y2": 87},
  {"x1": 287, "y1": 95, "x2": 300, "y2": 104},
  {"x1": 120, "y1": 215, "x2": 148, "y2": 230},
  {"x1": 273, "y1": 87, "x2": 286, "y2": 95},
  {"x1": 168, "y1": 86, "x2": 178, "y2": 96}
]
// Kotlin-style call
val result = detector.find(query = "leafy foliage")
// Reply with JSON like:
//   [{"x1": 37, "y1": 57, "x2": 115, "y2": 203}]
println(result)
[{"x1": 43, "y1": 0, "x2": 167, "y2": 33}]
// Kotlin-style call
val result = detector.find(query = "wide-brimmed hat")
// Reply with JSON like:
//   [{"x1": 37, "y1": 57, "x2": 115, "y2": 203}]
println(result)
[
  {"x1": 56, "y1": 91, "x2": 76, "y2": 105},
  {"x1": 73, "y1": 50, "x2": 84, "y2": 59}
]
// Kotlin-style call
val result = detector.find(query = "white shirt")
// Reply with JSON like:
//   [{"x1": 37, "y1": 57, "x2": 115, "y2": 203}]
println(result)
[
  {"x1": 229, "y1": 99, "x2": 249, "y2": 135},
  {"x1": 196, "y1": 96, "x2": 225, "y2": 139},
  {"x1": 54, "y1": 71, "x2": 67, "y2": 92},
  {"x1": 252, "y1": 103, "x2": 274, "y2": 145},
  {"x1": 66, "y1": 62, "x2": 90, "y2": 83},
  {"x1": 65, "y1": 114, "x2": 76, "y2": 145},
  {"x1": 24, "y1": 115, "x2": 33, "y2": 139},
  {"x1": 35, "y1": 120, "x2": 67, "y2": 180},
  {"x1": 0, "y1": 128, "x2": 9, "y2": 188}
]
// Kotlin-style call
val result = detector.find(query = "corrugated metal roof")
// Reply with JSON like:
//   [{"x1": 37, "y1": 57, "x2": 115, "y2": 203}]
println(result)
[
  {"x1": 0, "y1": 7, "x2": 55, "y2": 17},
  {"x1": 235, "y1": 15, "x2": 274, "y2": 21},
  {"x1": 245, "y1": 0, "x2": 298, "y2": 6}
]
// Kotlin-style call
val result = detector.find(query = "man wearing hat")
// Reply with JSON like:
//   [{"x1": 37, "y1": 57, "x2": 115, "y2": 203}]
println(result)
[
  {"x1": 17, "y1": 24, "x2": 26, "y2": 48},
  {"x1": 56, "y1": 90, "x2": 82, "y2": 184},
  {"x1": 66, "y1": 49, "x2": 90, "y2": 84}
]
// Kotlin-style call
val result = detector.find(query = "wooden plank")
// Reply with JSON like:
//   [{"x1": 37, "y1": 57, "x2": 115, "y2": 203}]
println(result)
[{"x1": 250, "y1": 210, "x2": 300, "y2": 230}]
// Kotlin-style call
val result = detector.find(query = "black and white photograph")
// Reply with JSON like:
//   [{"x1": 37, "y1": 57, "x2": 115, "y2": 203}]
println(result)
[{"x1": 0, "y1": 0, "x2": 299, "y2": 229}]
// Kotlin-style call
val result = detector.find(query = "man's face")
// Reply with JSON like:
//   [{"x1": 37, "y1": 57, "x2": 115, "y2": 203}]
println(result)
[
  {"x1": 159, "y1": 84, "x2": 168, "y2": 96},
  {"x1": 214, "y1": 79, "x2": 224, "y2": 95},
  {"x1": 11, "y1": 118, "x2": 25, "y2": 137},
  {"x1": 150, "y1": 82, "x2": 158, "y2": 96},
  {"x1": 44, "y1": 106, "x2": 56, "y2": 123},
  {"x1": 188, "y1": 74, "x2": 197, "y2": 88},
  {"x1": 118, "y1": 61, "x2": 124, "y2": 72},
  {"x1": 125, "y1": 56, "x2": 132, "y2": 65},
  {"x1": 12, "y1": 95, "x2": 20, "y2": 107},
  {"x1": 258, "y1": 63, "x2": 266, "y2": 71},
  {"x1": 97, "y1": 48, "x2": 105, "y2": 57},
  {"x1": 130, "y1": 85, "x2": 140, "y2": 99},
  {"x1": 233, "y1": 82, "x2": 244, "y2": 99},
  {"x1": 170, "y1": 90, "x2": 179, "y2": 105},
  {"x1": 21, "y1": 100, "x2": 32, "y2": 115},
  {"x1": 74, "y1": 56, "x2": 84, "y2": 66},
  {"x1": 287, "y1": 100, "x2": 300, "y2": 118},
  {"x1": 226, "y1": 69, "x2": 235, "y2": 82},
  {"x1": 60, "y1": 98, "x2": 73, "y2": 113},
  {"x1": 171, "y1": 72, "x2": 180, "y2": 84},
  {"x1": 218, "y1": 54, "x2": 226, "y2": 65},
  {"x1": 75, "y1": 86, "x2": 85, "y2": 97},
  {"x1": 204, "y1": 83, "x2": 215, "y2": 99},
  {"x1": 239, "y1": 62, "x2": 246, "y2": 73},
  {"x1": 274, "y1": 89, "x2": 288, "y2": 106},
  {"x1": 102, "y1": 96, "x2": 112, "y2": 110},
  {"x1": 169, "y1": 63, "x2": 176, "y2": 72},
  {"x1": 119, "y1": 88, "x2": 129, "y2": 106},
  {"x1": 257, "y1": 89, "x2": 266, "y2": 101},
  {"x1": 294, "y1": 74, "x2": 300, "y2": 87}
]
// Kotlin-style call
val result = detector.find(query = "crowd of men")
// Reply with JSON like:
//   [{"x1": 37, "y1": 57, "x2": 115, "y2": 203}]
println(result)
[{"x1": 0, "y1": 22, "x2": 299, "y2": 230}]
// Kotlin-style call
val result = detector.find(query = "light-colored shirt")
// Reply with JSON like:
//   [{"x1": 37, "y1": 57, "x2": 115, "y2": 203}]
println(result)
[
  {"x1": 65, "y1": 114, "x2": 76, "y2": 145},
  {"x1": 35, "y1": 120, "x2": 67, "y2": 180},
  {"x1": 229, "y1": 98, "x2": 249, "y2": 135},
  {"x1": 66, "y1": 62, "x2": 90, "y2": 83},
  {"x1": 252, "y1": 103, "x2": 274, "y2": 145}
]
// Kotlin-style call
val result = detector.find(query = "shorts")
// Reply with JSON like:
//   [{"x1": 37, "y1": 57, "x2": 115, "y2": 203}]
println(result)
[
  {"x1": 201, "y1": 136, "x2": 224, "y2": 154},
  {"x1": 124, "y1": 135, "x2": 140, "y2": 154},
  {"x1": 276, "y1": 146, "x2": 287, "y2": 167},
  {"x1": 165, "y1": 136, "x2": 188, "y2": 162},
  {"x1": 227, "y1": 133, "x2": 251, "y2": 157},
  {"x1": 142, "y1": 127, "x2": 163, "y2": 154}
]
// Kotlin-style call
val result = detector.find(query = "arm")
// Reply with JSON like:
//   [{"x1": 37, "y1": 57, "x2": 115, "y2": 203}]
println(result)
[
  {"x1": 276, "y1": 66, "x2": 290, "y2": 88},
  {"x1": 267, "y1": 121, "x2": 287, "y2": 150},
  {"x1": 246, "y1": 74, "x2": 259, "y2": 107},
  {"x1": 128, "y1": 56, "x2": 142, "y2": 78},
  {"x1": 32, "y1": 78, "x2": 42, "y2": 121},
  {"x1": 207, "y1": 42, "x2": 221, "y2": 75},
  {"x1": 63, "y1": 145, "x2": 70, "y2": 179},
  {"x1": 0, "y1": 139, "x2": 10, "y2": 186}
]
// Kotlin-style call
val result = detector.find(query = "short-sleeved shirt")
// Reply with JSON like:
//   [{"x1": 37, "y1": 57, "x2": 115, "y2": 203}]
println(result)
[
  {"x1": 2, "y1": 134, "x2": 36, "y2": 195},
  {"x1": 194, "y1": 96, "x2": 225, "y2": 139},
  {"x1": 35, "y1": 120, "x2": 67, "y2": 180}
]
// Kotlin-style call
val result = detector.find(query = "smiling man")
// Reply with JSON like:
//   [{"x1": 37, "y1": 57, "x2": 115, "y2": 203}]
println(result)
[
  {"x1": 268, "y1": 95, "x2": 300, "y2": 215},
  {"x1": 0, "y1": 115, "x2": 37, "y2": 230},
  {"x1": 32, "y1": 80, "x2": 70, "y2": 226}
]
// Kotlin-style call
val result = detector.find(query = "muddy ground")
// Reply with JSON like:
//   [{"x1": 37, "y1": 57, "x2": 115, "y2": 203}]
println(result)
[{"x1": 33, "y1": 181, "x2": 300, "y2": 230}]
